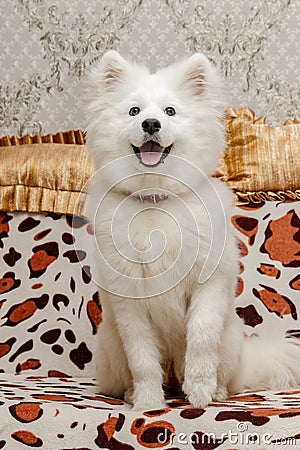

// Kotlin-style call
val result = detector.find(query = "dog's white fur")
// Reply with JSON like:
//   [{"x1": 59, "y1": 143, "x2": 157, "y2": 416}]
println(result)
[{"x1": 85, "y1": 51, "x2": 300, "y2": 410}]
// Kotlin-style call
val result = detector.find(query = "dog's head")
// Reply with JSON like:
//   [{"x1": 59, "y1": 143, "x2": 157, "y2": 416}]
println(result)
[{"x1": 86, "y1": 51, "x2": 225, "y2": 193}]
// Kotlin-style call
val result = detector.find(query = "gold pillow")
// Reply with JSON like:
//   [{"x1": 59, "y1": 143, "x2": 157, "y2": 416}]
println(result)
[
  {"x1": 0, "y1": 131, "x2": 94, "y2": 217},
  {"x1": 216, "y1": 107, "x2": 300, "y2": 204}
]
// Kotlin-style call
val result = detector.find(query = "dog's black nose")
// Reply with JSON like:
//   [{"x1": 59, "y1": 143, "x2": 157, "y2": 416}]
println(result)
[{"x1": 142, "y1": 118, "x2": 161, "y2": 135}]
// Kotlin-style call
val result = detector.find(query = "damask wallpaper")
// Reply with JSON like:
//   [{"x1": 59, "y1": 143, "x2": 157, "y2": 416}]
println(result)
[{"x1": 0, "y1": 0, "x2": 299, "y2": 137}]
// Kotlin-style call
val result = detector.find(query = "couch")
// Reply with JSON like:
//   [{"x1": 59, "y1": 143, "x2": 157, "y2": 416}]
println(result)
[{"x1": 0, "y1": 107, "x2": 299, "y2": 449}]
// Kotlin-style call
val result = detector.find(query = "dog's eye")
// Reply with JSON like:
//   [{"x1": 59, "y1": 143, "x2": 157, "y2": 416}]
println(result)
[
  {"x1": 129, "y1": 107, "x2": 141, "y2": 116},
  {"x1": 164, "y1": 107, "x2": 176, "y2": 116}
]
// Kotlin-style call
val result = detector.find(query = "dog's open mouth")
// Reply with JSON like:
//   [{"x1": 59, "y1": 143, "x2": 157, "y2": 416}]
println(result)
[{"x1": 133, "y1": 141, "x2": 172, "y2": 167}]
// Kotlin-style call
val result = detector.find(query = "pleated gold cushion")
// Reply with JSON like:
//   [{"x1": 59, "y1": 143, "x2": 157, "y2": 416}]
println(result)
[
  {"x1": 0, "y1": 131, "x2": 94, "y2": 216},
  {"x1": 216, "y1": 107, "x2": 300, "y2": 204}
]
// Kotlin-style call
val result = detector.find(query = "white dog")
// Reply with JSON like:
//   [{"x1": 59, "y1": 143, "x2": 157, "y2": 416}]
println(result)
[{"x1": 85, "y1": 51, "x2": 300, "y2": 410}]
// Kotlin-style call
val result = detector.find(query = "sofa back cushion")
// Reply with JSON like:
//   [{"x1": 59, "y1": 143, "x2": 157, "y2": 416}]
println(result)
[
  {"x1": 232, "y1": 201, "x2": 299, "y2": 338},
  {"x1": 0, "y1": 210, "x2": 100, "y2": 376}
]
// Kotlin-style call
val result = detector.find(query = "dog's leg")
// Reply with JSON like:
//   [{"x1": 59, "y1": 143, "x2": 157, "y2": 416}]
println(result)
[
  {"x1": 112, "y1": 299, "x2": 166, "y2": 411},
  {"x1": 183, "y1": 274, "x2": 229, "y2": 407}
]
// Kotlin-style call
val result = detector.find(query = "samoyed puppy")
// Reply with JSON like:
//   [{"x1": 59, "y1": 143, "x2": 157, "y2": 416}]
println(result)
[{"x1": 85, "y1": 51, "x2": 300, "y2": 410}]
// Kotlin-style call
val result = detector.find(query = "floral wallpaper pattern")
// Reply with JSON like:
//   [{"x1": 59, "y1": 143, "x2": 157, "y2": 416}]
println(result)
[{"x1": 0, "y1": 0, "x2": 299, "y2": 136}]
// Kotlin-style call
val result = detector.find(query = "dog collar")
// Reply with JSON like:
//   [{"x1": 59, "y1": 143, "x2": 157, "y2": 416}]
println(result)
[{"x1": 132, "y1": 193, "x2": 169, "y2": 204}]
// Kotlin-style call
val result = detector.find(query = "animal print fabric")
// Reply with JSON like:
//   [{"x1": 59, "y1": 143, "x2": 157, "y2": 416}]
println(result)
[
  {"x1": 232, "y1": 201, "x2": 300, "y2": 337},
  {"x1": 0, "y1": 201, "x2": 300, "y2": 449},
  {"x1": 0, "y1": 211, "x2": 100, "y2": 377}
]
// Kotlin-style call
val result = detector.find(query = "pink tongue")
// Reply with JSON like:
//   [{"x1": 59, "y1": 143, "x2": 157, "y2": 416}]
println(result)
[{"x1": 140, "y1": 142, "x2": 163, "y2": 166}]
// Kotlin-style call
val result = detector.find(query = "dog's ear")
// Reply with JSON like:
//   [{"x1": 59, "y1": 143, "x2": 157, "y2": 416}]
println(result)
[
  {"x1": 99, "y1": 50, "x2": 129, "y2": 90},
  {"x1": 182, "y1": 53, "x2": 213, "y2": 95}
]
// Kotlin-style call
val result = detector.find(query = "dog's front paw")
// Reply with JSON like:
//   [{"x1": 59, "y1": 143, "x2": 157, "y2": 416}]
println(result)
[
  {"x1": 131, "y1": 388, "x2": 166, "y2": 411},
  {"x1": 183, "y1": 376, "x2": 217, "y2": 408},
  {"x1": 132, "y1": 391, "x2": 166, "y2": 411}
]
